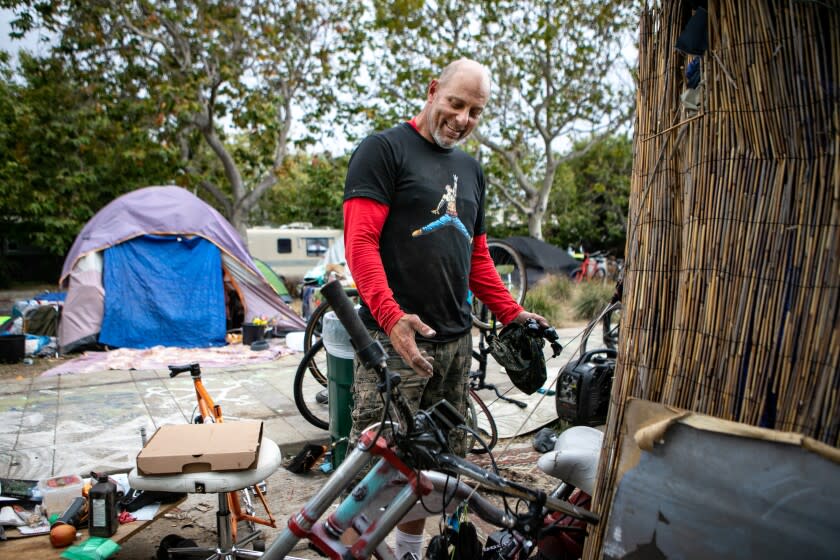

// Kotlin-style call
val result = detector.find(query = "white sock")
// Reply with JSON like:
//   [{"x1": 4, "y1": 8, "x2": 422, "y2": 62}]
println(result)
[{"x1": 394, "y1": 528, "x2": 424, "y2": 560}]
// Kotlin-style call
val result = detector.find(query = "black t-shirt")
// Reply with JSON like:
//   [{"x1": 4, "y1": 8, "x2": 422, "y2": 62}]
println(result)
[{"x1": 344, "y1": 122, "x2": 486, "y2": 339}]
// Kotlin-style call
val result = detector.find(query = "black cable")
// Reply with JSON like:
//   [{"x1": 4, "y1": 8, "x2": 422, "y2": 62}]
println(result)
[{"x1": 358, "y1": 368, "x2": 393, "y2": 452}]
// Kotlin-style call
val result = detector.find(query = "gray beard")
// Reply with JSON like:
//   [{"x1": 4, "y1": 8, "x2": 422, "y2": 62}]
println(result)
[{"x1": 431, "y1": 128, "x2": 461, "y2": 149}]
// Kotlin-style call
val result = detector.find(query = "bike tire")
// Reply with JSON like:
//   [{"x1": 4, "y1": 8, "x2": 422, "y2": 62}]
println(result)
[
  {"x1": 293, "y1": 339, "x2": 330, "y2": 430},
  {"x1": 302, "y1": 289, "x2": 359, "y2": 383},
  {"x1": 581, "y1": 303, "x2": 621, "y2": 353},
  {"x1": 472, "y1": 240, "x2": 528, "y2": 330},
  {"x1": 602, "y1": 303, "x2": 621, "y2": 349},
  {"x1": 303, "y1": 289, "x2": 359, "y2": 352},
  {"x1": 466, "y1": 389, "x2": 498, "y2": 454}
]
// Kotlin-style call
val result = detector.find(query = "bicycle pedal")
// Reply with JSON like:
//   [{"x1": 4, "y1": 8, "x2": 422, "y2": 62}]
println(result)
[{"x1": 315, "y1": 389, "x2": 329, "y2": 404}]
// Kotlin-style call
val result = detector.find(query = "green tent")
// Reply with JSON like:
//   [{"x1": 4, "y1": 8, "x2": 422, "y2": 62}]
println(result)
[{"x1": 254, "y1": 258, "x2": 292, "y2": 303}]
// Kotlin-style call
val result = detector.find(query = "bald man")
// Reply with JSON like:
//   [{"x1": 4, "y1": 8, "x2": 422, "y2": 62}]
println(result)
[{"x1": 342, "y1": 58, "x2": 546, "y2": 559}]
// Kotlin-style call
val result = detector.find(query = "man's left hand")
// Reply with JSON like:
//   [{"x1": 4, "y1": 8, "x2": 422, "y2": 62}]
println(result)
[{"x1": 514, "y1": 310, "x2": 549, "y2": 328}]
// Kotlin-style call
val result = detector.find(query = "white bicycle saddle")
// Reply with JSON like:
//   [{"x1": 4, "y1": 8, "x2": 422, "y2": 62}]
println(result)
[{"x1": 536, "y1": 425, "x2": 603, "y2": 495}]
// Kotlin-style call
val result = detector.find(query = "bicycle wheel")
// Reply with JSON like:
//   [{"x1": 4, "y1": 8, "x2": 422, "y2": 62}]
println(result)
[
  {"x1": 472, "y1": 240, "x2": 528, "y2": 330},
  {"x1": 302, "y1": 289, "x2": 359, "y2": 383},
  {"x1": 602, "y1": 304, "x2": 621, "y2": 349},
  {"x1": 466, "y1": 389, "x2": 498, "y2": 454},
  {"x1": 581, "y1": 303, "x2": 621, "y2": 353},
  {"x1": 303, "y1": 289, "x2": 359, "y2": 352},
  {"x1": 293, "y1": 339, "x2": 330, "y2": 430}
]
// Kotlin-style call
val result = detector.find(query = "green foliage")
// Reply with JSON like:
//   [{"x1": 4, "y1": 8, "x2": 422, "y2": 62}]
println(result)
[
  {"x1": 4, "y1": 0, "x2": 368, "y2": 234},
  {"x1": 254, "y1": 153, "x2": 348, "y2": 229},
  {"x1": 362, "y1": 0, "x2": 637, "y2": 238},
  {"x1": 0, "y1": 53, "x2": 178, "y2": 257},
  {"x1": 523, "y1": 283, "x2": 563, "y2": 325},
  {"x1": 536, "y1": 274, "x2": 574, "y2": 302},
  {"x1": 573, "y1": 280, "x2": 614, "y2": 320},
  {"x1": 545, "y1": 134, "x2": 632, "y2": 255}
]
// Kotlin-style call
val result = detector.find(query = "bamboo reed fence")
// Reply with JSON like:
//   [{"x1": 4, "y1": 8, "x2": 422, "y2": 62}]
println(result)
[{"x1": 585, "y1": 1, "x2": 839, "y2": 556}]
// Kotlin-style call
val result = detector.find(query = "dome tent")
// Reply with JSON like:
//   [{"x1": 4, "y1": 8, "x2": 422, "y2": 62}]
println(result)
[{"x1": 58, "y1": 186, "x2": 306, "y2": 353}]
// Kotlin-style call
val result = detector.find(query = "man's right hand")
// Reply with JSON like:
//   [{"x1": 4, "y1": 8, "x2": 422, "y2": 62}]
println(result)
[{"x1": 389, "y1": 314, "x2": 435, "y2": 377}]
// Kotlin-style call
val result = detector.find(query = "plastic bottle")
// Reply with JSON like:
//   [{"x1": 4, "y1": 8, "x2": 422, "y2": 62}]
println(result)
[{"x1": 88, "y1": 473, "x2": 118, "y2": 537}]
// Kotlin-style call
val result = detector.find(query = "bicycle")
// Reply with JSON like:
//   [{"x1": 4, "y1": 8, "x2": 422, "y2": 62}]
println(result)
[
  {"x1": 167, "y1": 363, "x2": 277, "y2": 550},
  {"x1": 580, "y1": 280, "x2": 622, "y2": 353},
  {"x1": 264, "y1": 280, "x2": 599, "y2": 560},
  {"x1": 295, "y1": 239, "x2": 529, "y2": 453},
  {"x1": 293, "y1": 336, "x2": 498, "y2": 455},
  {"x1": 570, "y1": 250, "x2": 607, "y2": 283}
]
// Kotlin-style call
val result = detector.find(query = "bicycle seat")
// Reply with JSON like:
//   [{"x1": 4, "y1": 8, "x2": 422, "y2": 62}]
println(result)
[{"x1": 536, "y1": 425, "x2": 603, "y2": 495}]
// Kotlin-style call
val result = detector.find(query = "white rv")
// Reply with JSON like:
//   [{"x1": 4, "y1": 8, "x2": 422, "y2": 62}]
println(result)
[{"x1": 247, "y1": 223, "x2": 343, "y2": 283}]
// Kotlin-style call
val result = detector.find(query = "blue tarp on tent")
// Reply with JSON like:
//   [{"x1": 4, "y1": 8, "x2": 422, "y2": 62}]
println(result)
[{"x1": 99, "y1": 234, "x2": 226, "y2": 349}]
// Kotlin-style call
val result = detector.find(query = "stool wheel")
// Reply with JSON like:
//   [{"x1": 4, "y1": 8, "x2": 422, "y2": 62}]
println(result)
[{"x1": 157, "y1": 534, "x2": 198, "y2": 559}]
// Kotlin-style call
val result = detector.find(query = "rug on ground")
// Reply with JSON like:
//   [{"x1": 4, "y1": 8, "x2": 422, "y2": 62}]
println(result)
[{"x1": 41, "y1": 339, "x2": 296, "y2": 376}]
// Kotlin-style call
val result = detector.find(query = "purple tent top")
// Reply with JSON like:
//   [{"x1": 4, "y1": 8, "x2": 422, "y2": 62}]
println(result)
[{"x1": 61, "y1": 186, "x2": 253, "y2": 283}]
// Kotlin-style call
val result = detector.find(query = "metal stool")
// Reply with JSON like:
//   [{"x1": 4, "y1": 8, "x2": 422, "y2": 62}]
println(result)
[{"x1": 129, "y1": 437, "x2": 282, "y2": 559}]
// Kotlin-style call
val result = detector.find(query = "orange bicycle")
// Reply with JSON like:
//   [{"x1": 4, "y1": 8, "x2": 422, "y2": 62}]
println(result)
[{"x1": 168, "y1": 363, "x2": 277, "y2": 550}]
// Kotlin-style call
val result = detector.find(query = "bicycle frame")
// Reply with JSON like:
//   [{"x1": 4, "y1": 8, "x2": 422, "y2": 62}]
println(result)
[
  {"x1": 169, "y1": 364, "x2": 277, "y2": 542},
  {"x1": 266, "y1": 280, "x2": 596, "y2": 560},
  {"x1": 265, "y1": 422, "x2": 596, "y2": 560}
]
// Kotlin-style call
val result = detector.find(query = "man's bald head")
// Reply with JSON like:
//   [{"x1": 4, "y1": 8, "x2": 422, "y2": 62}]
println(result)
[
  {"x1": 415, "y1": 58, "x2": 492, "y2": 148},
  {"x1": 438, "y1": 58, "x2": 492, "y2": 98}
]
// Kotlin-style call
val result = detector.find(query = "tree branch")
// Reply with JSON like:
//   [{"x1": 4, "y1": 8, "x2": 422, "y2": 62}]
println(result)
[
  {"x1": 488, "y1": 176, "x2": 530, "y2": 215},
  {"x1": 472, "y1": 129, "x2": 537, "y2": 197}
]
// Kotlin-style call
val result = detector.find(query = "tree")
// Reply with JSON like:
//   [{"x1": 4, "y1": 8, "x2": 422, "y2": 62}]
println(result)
[
  {"x1": 545, "y1": 134, "x2": 632, "y2": 254},
  {"x1": 254, "y1": 152, "x2": 349, "y2": 229},
  {"x1": 2, "y1": 0, "x2": 366, "y2": 238},
  {"x1": 363, "y1": 0, "x2": 636, "y2": 239},
  {"x1": 0, "y1": 51, "x2": 176, "y2": 254}
]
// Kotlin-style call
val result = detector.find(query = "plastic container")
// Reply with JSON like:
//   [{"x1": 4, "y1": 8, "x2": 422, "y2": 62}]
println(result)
[
  {"x1": 322, "y1": 311, "x2": 355, "y2": 467},
  {"x1": 285, "y1": 331, "x2": 305, "y2": 352},
  {"x1": 38, "y1": 473, "x2": 84, "y2": 516}
]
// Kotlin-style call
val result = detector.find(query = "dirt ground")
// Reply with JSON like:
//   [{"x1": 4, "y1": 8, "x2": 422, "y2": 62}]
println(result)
[{"x1": 0, "y1": 285, "x2": 565, "y2": 558}]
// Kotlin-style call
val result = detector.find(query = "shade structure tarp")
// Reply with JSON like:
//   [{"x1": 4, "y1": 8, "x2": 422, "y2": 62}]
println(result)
[{"x1": 500, "y1": 236, "x2": 580, "y2": 284}]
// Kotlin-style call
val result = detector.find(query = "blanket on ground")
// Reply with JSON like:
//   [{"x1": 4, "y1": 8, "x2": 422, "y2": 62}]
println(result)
[{"x1": 41, "y1": 339, "x2": 295, "y2": 376}]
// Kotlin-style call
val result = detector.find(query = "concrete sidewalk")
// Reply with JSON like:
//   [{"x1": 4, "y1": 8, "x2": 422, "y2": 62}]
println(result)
[
  {"x1": 0, "y1": 351, "x2": 327, "y2": 480},
  {"x1": 0, "y1": 326, "x2": 592, "y2": 481}
]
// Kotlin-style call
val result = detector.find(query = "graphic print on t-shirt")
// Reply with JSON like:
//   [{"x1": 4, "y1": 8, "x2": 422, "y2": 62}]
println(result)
[{"x1": 410, "y1": 174, "x2": 472, "y2": 242}]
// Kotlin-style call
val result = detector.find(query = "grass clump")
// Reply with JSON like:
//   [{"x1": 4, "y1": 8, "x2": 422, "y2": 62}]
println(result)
[
  {"x1": 573, "y1": 281, "x2": 614, "y2": 320},
  {"x1": 538, "y1": 274, "x2": 573, "y2": 301},
  {"x1": 523, "y1": 283, "x2": 563, "y2": 325}
]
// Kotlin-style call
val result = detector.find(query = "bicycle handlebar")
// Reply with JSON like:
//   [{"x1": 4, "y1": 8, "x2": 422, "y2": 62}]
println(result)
[
  {"x1": 437, "y1": 454, "x2": 599, "y2": 524},
  {"x1": 320, "y1": 281, "x2": 386, "y2": 371},
  {"x1": 318, "y1": 279, "x2": 599, "y2": 526}
]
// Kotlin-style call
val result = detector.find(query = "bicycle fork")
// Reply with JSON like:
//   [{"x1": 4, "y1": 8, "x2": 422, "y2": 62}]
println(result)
[{"x1": 263, "y1": 435, "x2": 431, "y2": 560}]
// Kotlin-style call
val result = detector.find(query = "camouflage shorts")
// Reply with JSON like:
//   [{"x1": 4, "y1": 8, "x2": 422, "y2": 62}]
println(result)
[{"x1": 349, "y1": 329, "x2": 472, "y2": 456}]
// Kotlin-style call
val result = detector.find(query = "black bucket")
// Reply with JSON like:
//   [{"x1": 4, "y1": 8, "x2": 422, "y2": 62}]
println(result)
[
  {"x1": 241, "y1": 323, "x2": 265, "y2": 346},
  {"x1": 0, "y1": 334, "x2": 25, "y2": 363}
]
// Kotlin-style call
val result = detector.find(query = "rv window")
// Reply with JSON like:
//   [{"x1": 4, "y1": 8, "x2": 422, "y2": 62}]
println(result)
[
  {"x1": 276, "y1": 238, "x2": 292, "y2": 254},
  {"x1": 305, "y1": 238, "x2": 330, "y2": 257}
]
